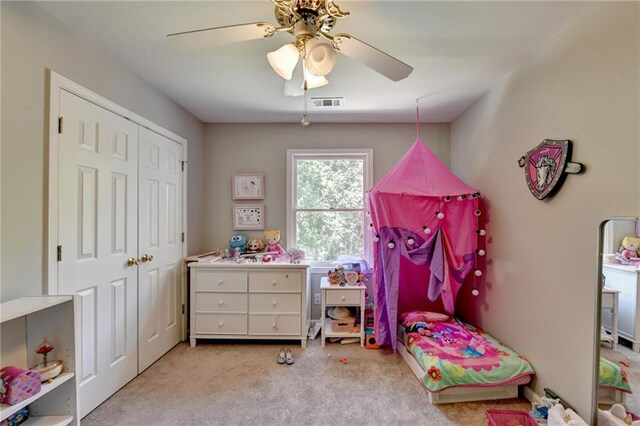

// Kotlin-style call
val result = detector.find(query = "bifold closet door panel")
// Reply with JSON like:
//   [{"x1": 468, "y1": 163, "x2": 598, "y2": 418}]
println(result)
[
  {"x1": 57, "y1": 90, "x2": 139, "y2": 418},
  {"x1": 138, "y1": 128, "x2": 184, "y2": 373}
]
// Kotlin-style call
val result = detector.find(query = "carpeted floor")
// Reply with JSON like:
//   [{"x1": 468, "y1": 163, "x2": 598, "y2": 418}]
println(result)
[
  {"x1": 601, "y1": 341, "x2": 640, "y2": 415},
  {"x1": 82, "y1": 338, "x2": 532, "y2": 425}
]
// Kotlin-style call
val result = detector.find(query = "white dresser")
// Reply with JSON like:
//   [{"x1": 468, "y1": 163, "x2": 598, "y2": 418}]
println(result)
[
  {"x1": 188, "y1": 261, "x2": 310, "y2": 348},
  {"x1": 603, "y1": 263, "x2": 640, "y2": 352}
]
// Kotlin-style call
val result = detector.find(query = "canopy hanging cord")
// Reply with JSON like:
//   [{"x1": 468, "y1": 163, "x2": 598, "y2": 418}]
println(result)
[{"x1": 415, "y1": 93, "x2": 433, "y2": 140}]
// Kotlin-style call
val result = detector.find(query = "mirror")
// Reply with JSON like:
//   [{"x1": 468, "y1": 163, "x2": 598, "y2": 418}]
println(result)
[{"x1": 594, "y1": 217, "x2": 640, "y2": 424}]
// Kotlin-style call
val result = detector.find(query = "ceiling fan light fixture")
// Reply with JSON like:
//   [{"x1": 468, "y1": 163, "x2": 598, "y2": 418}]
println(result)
[
  {"x1": 303, "y1": 61, "x2": 329, "y2": 89},
  {"x1": 267, "y1": 43, "x2": 300, "y2": 80},
  {"x1": 305, "y1": 38, "x2": 336, "y2": 77}
]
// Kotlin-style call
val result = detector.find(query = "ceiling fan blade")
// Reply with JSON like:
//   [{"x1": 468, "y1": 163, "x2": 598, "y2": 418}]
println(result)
[
  {"x1": 167, "y1": 22, "x2": 276, "y2": 45},
  {"x1": 332, "y1": 33, "x2": 413, "y2": 82}
]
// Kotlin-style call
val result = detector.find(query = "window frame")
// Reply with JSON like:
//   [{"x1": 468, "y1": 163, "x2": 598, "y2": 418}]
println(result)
[{"x1": 286, "y1": 148, "x2": 373, "y2": 263}]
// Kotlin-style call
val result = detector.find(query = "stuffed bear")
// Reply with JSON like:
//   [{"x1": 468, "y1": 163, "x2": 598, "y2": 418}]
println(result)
[
  {"x1": 229, "y1": 233, "x2": 247, "y2": 256},
  {"x1": 620, "y1": 236, "x2": 640, "y2": 260},
  {"x1": 264, "y1": 229, "x2": 285, "y2": 257}
]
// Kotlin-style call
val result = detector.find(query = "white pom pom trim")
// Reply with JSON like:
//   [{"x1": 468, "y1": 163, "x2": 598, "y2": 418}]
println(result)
[
  {"x1": 472, "y1": 288, "x2": 480, "y2": 296},
  {"x1": 474, "y1": 269, "x2": 483, "y2": 277},
  {"x1": 387, "y1": 242, "x2": 395, "y2": 249}
]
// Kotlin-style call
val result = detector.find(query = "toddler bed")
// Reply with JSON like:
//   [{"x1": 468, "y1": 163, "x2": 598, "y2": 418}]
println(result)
[
  {"x1": 599, "y1": 357, "x2": 632, "y2": 406},
  {"x1": 397, "y1": 311, "x2": 535, "y2": 404}
]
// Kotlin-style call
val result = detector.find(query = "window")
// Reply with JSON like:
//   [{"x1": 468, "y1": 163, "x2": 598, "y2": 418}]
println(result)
[{"x1": 287, "y1": 149, "x2": 373, "y2": 262}]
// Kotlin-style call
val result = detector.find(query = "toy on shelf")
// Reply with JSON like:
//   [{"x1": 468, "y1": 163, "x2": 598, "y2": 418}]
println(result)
[
  {"x1": 229, "y1": 233, "x2": 248, "y2": 257},
  {"x1": 32, "y1": 337, "x2": 63, "y2": 382},
  {"x1": 264, "y1": 229, "x2": 285, "y2": 257},
  {"x1": 328, "y1": 264, "x2": 366, "y2": 286},
  {"x1": 285, "y1": 247, "x2": 306, "y2": 264},
  {"x1": 0, "y1": 366, "x2": 41, "y2": 405},
  {"x1": 615, "y1": 236, "x2": 640, "y2": 266},
  {"x1": 245, "y1": 238, "x2": 266, "y2": 254}
]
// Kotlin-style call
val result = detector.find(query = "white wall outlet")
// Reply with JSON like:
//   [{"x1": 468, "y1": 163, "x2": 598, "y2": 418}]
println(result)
[{"x1": 314, "y1": 293, "x2": 321, "y2": 305}]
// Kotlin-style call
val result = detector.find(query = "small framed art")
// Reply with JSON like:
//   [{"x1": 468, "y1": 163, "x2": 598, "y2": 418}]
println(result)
[
  {"x1": 233, "y1": 203, "x2": 265, "y2": 230},
  {"x1": 232, "y1": 173, "x2": 264, "y2": 200}
]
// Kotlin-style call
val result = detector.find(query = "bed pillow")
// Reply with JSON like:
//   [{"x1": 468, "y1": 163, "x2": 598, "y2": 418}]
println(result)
[{"x1": 400, "y1": 311, "x2": 450, "y2": 326}]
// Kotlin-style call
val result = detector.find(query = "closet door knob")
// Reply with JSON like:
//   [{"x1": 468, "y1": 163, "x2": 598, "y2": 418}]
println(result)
[
  {"x1": 126, "y1": 257, "x2": 139, "y2": 267},
  {"x1": 141, "y1": 254, "x2": 153, "y2": 262}
]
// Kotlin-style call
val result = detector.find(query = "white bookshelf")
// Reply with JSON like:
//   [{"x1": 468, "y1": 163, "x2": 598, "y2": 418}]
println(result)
[{"x1": 0, "y1": 296, "x2": 78, "y2": 426}]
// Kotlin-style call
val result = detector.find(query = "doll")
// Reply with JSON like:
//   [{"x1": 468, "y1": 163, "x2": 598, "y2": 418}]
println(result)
[
  {"x1": 245, "y1": 238, "x2": 266, "y2": 254},
  {"x1": 264, "y1": 229, "x2": 285, "y2": 257}
]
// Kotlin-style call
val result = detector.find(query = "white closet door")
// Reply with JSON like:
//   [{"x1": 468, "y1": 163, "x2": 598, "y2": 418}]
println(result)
[
  {"x1": 57, "y1": 90, "x2": 138, "y2": 418},
  {"x1": 138, "y1": 128, "x2": 183, "y2": 373}
]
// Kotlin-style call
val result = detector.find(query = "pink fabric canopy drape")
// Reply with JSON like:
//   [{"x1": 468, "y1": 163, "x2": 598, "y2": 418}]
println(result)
[{"x1": 367, "y1": 140, "x2": 481, "y2": 351}]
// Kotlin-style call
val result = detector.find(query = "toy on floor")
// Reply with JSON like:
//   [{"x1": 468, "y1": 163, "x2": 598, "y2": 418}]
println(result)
[
  {"x1": 229, "y1": 233, "x2": 247, "y2": 256},
  {"x1": 264, "y1": 229, "x2": 285, "y2": 257},
  {"x1": 597, "y1": 404, "x2": 640, "y2": 426}
]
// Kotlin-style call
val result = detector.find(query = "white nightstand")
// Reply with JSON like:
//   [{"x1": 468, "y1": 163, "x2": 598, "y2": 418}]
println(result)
[{"x1": 320, "y1": 276, "x2": 366, "y2": 347}]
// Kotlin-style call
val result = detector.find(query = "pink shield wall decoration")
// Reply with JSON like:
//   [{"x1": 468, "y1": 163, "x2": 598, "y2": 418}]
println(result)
[{"x1": 518, "y1": 139, "x2": 583, "y2": 200}]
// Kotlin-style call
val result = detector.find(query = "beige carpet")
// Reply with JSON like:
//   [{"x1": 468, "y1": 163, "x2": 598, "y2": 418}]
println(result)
[
  {"x1": 82, "y1": 339, "x2": 532, "y2": 425},
  {"x1": 601, "y1": 342, "x2": 640, "y2": 415}
]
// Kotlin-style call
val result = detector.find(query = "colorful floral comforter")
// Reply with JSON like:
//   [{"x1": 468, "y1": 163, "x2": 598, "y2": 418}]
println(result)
[
  {"x1": 599, "y1": 357, "x2": 631, "y2": 393},
  {"x1": 399, "y1": 315, "x2": 534, "y2": 393}
]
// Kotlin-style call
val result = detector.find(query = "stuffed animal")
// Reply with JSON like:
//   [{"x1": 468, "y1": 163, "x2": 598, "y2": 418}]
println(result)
[
  {"x1": 245, "y1": 238, "x2": 266, "y2": 254},
  {"x1": 229, "y1": 233, "x2": 247, "y2": 256},
  {"x1": 619, "y1": 236, "x2": 640, "y2": 260},
  {"x1": 264, "y1": 229, "x2": 285, "y2": 256}
]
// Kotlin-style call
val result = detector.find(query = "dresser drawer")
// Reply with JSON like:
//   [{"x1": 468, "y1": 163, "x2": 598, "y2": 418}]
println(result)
[
  {"x1": 249, "y1": 271, "x2": 301, "y2": 293},
  {"x1": 248, "y1": 314, "x2": 301, "y2": 336},
  {"x1": 195, "y1": 270, "x2": 247, "y2": 292},
  {"x1": 249, "y1": 293, "x2": 301, "y2": 314},
  {"x1": 195, "y1": 313, "x2": 247, "y2": 334},
  {"x1": 195, "y1": 293, "x2": 247, "y2": 313},
  {"x1": 325, "y1": 289, "x2": 362, "y2": 305}
]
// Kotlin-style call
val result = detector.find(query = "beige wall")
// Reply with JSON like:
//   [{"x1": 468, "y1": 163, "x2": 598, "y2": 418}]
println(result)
[
  {"x1": 0, "y1": 2, "x2": 205, "y2": 301},
  {"x1": 203, "y1": 123, "x2": 450, "y2": 250},
  {"x1": 451, "y1": 2, "x2": 639, "y2": 418}
]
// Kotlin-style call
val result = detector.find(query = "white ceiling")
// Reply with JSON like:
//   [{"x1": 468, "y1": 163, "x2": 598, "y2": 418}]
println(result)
[{"x1": 38, "y1": 1, "x2": 588, "y2": 123}]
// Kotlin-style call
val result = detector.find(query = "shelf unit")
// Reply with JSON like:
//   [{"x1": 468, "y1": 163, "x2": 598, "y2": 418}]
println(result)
[
  {"x1": 1, "y1": 296, "x2": 78, "y2": 425},
  {"x1": 320, "y1": 277, "x2": 365, "y2": 347}
]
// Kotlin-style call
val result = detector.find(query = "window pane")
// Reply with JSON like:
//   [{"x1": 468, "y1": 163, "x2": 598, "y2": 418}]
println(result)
[
  {"x1": 296, "y1": 159, "x2": 363, "y2": 209},
  {"x1": 296, "y1": 210, "x2": 364, "y2": 261}
]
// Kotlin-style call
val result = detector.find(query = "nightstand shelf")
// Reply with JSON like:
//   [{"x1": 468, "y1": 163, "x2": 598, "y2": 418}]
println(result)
[{"x1": 320, "y1": 277, "x2": 365, "y2": 347}]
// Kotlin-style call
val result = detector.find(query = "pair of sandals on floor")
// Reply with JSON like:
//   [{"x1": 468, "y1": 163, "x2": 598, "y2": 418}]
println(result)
[{"x1": 277, "y1": 347, "x2": 295, "y2": 365}]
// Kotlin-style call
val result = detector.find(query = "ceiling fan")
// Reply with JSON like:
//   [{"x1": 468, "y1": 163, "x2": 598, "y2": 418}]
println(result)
[{"x1": 167, "y1": 0, "x2": 413, "y2": 95}]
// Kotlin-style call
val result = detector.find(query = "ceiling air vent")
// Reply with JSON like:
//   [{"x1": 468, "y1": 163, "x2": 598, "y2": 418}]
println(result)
[{"x1": 310, "y1": 97, "x2": 344, "y2": 108}]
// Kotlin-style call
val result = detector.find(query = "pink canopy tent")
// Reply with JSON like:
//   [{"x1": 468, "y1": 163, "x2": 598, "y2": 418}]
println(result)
[{"x1": 367, "y1": 140, "x2": 483, "y2": 351}]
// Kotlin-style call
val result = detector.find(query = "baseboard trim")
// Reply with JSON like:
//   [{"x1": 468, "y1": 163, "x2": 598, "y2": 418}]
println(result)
[{"x1": 523, "y1": 386, "x2": 542, "y2": 404}]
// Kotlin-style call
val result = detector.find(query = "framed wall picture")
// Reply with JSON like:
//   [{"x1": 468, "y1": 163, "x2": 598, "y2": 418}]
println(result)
[
  {"x1": 233, "y1": 203, "x2": 265, "y2": 230},
  {"x1": 232, "y1": 173, "x2": 264, "y2": 200}
]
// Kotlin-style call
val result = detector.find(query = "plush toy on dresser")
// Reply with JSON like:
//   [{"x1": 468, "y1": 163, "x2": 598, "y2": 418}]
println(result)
[
  {"x1": 264, "y1": 229, "x2": 285, "y2": 257},
  {"x1": 229, "y1": 233, "x2": 247, "y2": 257},
  {"x1": 245, "y1": 238, "x2": 266, "y2": 254},
  {"x1": 615, "y1": 236, "x2": 640, "y2": 265}
]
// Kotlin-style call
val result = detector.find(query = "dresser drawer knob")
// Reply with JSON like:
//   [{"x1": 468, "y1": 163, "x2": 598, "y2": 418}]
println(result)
[
  {"x1": 218, "y1": 300, "x2": 224, "y2": 306},
  {"x1": 218, "y1": 321, "x2": 224, "y2": 327},
  {"x1": 272, "y1": 280, "x2": 277, "y2": 286},
  {"x1": 341, "y1": 296, "x2": 346, "y2": 301},
  {"x1": 218, "y1": 280, "x2": 224, "y2": 285},
  {"x1": 272, "y1": 322, "x2": 278, "y2": 329},
  {"x1": 272, "y1": 301, "x2": 277, "y2": 307}
]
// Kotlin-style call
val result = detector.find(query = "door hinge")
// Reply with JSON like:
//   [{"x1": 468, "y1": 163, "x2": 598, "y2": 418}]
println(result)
[
  {"x1": 181, "y1": 304, "x2": 185, "y2": 315},
  {"x1": 58, "y1": 117, "x2": 64, "y2": 134},
  {"x1": 57, "y1": 245, "x2": 62, "y2": 262},
  {"x1": 181, "y1": 232, "x2": 185, "y2": 243},
  {"x1": 181, "y1": 161, "x2": 186, "y2": 172}
]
